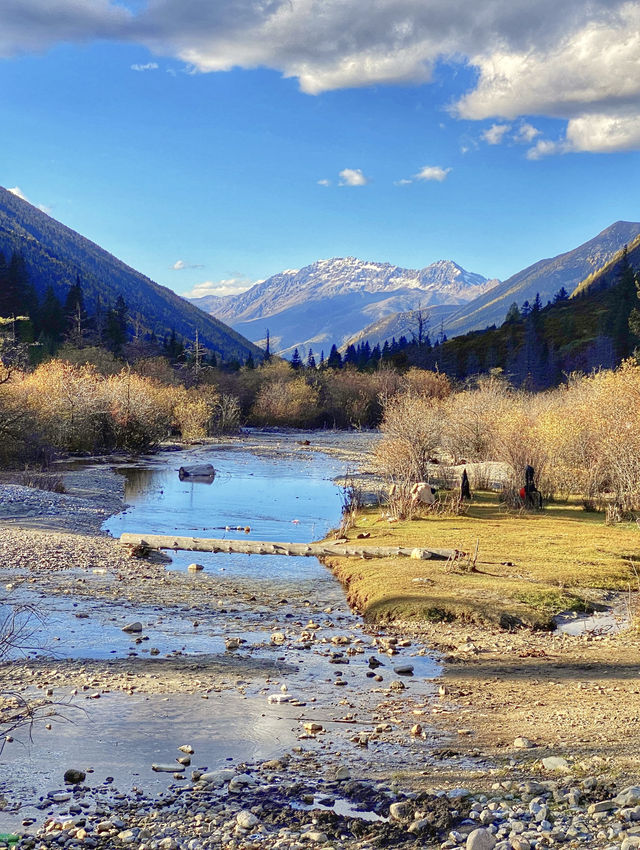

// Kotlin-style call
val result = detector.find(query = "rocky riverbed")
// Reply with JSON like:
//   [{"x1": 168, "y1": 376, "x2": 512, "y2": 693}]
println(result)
[{"x1": 1, "y1": 438, "x2": 640, "y2": 849}]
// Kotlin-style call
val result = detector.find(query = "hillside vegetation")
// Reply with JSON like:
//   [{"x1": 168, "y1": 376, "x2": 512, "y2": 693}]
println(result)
[
  {"x1": 0, "y1": 186, "x2": 261, "y2": 362},
  {"x1": 388, "y1": 238, "x2": 640, "y2": 389},
  {"x1": 442, "y1": 219, "x2": 640, "y2": 337}
]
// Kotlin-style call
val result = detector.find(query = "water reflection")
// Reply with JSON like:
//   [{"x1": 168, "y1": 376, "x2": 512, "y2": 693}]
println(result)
[{"x1": 106, "y1": 439, "x2": 346, "y2": 551}]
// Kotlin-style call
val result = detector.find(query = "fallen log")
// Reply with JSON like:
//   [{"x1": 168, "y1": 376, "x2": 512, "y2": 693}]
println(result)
[{"x1": 119, "y1": 533, "x2": 455, "y2": 561}]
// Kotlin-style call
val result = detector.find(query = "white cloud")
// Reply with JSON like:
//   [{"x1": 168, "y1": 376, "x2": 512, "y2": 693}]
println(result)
[
  {"x1": 414, "y1": 165, "x2": 451, "y2": 182},
  {"x1": 565, "y1": 111, "x2": 640, "y2": 153},
  {"x1": 8, "y1": 186, "x2": 28, "y2": 202},
  {"x1": 482, "y1": 123, "x2": 511, "y2": 145},
  {"x1": 338, "y1": 168, "x2": 370, "y2": 187},
  {"x1": 7, "y1": 185, "x2": 50, "y2": 212},
  {"x1": 526, "y1": 139, "x2": 568, "y2": 160},
  {"x1": 171, "y1": 259, "x2": 204, "y2": 270},
  {"x1": 0, "y1": 1, "x2": 131, "y2": 58},
  {"x1": 394, "y1": 178, "x2": 413, "y2": 186},
  {"x1": 317, "y1": 178, "x2": 331, "y2": 186},
  {"x1": 515, "y1": 122, "x2": 541, "y2": 143},
  {"x1": 131, "y1": 61, "x2": 159, "y2": 71},
  {"x1": 185, "y1": 277, "x2": 257, "y2": 298},
  {"x1": 2, "y1": 1, "x2": 640, "y2": 154}
]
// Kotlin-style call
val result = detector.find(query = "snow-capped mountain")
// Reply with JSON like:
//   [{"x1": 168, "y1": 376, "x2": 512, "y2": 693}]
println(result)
[{"x1": 188, "y1": 257, "x2": 499, "y2": 357}]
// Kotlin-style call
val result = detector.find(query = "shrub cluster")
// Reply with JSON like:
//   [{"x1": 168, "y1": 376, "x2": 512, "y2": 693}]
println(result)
[
  {"x1": 375, "y1": 363, "x2": 640, "y2": 513},
  {"x1": 0, "y1": 360, "x2": 239, "y2": 461}
]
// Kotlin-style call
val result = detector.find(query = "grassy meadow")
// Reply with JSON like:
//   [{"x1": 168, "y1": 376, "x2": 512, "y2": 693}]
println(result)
[{"x1": 325, "y1": 492, "x2": 639, "y2": 629}]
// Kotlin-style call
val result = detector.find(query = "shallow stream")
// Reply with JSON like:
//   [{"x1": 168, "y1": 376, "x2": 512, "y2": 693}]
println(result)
[{"x1": 1, "y1": 431, "x2": 441, "y2": 831}]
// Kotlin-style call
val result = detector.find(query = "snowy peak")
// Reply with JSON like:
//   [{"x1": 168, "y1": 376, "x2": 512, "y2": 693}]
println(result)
[
  {"x1": 196, "y1": 257, "x2": 498, "y2": 325},
  {"x1": 186, "y1": 255, "x2": 499, "y2": 357}
]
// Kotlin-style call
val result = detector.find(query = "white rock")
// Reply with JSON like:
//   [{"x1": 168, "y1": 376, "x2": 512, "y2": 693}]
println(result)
[
  {"x1": 188, "y1": 563, "x2": 204, "y2": 572},
  {"x1": 541, "y1": 756, "x2": 570, "y2": 772},
  {"x1": 618, "y1": 787, "x2": 640, "y2": 808},
  {"x1": 122, "y1": 621, "x2": 143, "y2": 633},
  {"x1": 466, "y1": 828, "x2": 496, "y2": 850},
  {"x1": 588, "y1": 800, "x2": 617, "y2": 814},
  {"x1": 229, "y1": 773, "x2": 256, "y2": 791},
  {"x1": 199, "y1": 769, "x2": 236, "y2": 787},
  {"x1": 513, "y1": 737, "x2": 536, "y2": 749},
  {"x1": 237, "y1": 810, "x2": 259, "y2": 829},
  {"x1": 389, "y1": 801, "x2": 411, "y2": 821},
  {"x1": 267, "y1": 693, "x2": 291, "y2": 703},
  {"x1": 301, "y1": 832, "x2": 328, "y2": 843},
  {"x1": 448, "y1": 788, "x2": 472, "y2": 800}
]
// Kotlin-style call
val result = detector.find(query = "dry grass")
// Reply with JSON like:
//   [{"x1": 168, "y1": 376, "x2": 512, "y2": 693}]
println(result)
[{"x1": 323, "y1": 491, "x2": 639, "y2": 629}]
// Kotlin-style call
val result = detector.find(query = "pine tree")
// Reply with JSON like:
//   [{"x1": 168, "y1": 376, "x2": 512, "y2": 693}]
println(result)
[
  {"x1": 39, "y1": 285, "x2": 66, "y2": 349},
  {"x1": 306, "y1": 348, "x2": 316, "y2": 369},
  {"x1": 0, "y1": 252, "x2": 18, "y2": 319},
  {"x1": 264, "y1": 328, "x2": 271, "y2": 361},
  {"x1": 290, "y1": 348, "x2": 302, "y2": 369},
  {"x1": 343, "y1": 344, "x2": 357, "y2": 367},
  {"x1": 553, "y1": 287, "x2": 569, "y2": 303},
  {"x1": 327, "y1": 344, "x2": 342, "y2": 369},
  {"x1": 613, "y1": 245, "x2": 637, "y2": 357},
  {"x1": 64, "y1": 276, "x2": 88, "y2": 347},
  {"x1": 105, "y1": 294, "x2": 128, "y2": 354}
]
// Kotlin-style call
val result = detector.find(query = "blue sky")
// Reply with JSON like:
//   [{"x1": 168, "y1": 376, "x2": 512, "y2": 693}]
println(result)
[{"x1": 1, "y1": 1, "x2": 639, "y2": 298}]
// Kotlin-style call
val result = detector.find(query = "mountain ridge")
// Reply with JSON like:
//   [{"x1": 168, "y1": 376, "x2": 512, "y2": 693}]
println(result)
[
  {"x1": 189, "y1": 256, "x2": 499, "y2": 356},
  {"x1": 0, "y1": 187, "x2": 262, "y2": 362},
  {"x1": 441, "y1": 221, "x2": 640, "y2": 338}
]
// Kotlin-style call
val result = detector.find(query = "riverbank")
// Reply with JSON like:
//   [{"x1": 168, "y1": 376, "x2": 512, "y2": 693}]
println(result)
[
  {"x1": 322, "y1": 491, "x2": 640, "y2": 789},
  {"x1": 2, "y1": 440, "x2": 640, "y2": 849},
  {"x1": 324, "y1": 493, "x2": 638, "y2": 628}
]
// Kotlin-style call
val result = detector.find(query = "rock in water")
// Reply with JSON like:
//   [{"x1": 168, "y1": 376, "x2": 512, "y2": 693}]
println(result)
[
  {"x1": 63, "y1": 769, "x2": 86, "y2": 784},
  {"x1": 178, "y1": 464, "x2": 215, "y2": 480},
  {"x1": 122, "y1": 622, "x2": 143, "y2": 633}
]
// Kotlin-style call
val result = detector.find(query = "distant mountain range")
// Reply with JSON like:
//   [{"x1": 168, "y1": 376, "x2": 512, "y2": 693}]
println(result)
[
  {"x1": 0, "y1": 187, "x2": 262, "y2": 362},
  {"x1": 190, "y1": 222, "x2": 640, "y2": 358},
  {"x1": 441, "y1": 221, "x2": 640, "y2": 338},
  {"x1": 189, "y1": 257, "x2": 499, "y2": 357}
]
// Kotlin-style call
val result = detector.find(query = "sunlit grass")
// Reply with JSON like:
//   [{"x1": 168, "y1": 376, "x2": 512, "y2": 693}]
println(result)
[{"x1": 324, "y1": 492, "x2": 639, "y2": 629}]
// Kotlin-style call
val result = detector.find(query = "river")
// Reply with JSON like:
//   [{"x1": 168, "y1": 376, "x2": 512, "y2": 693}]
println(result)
[{"x1": 1, "y1": 431, "x2": 441, "y2": 832}]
